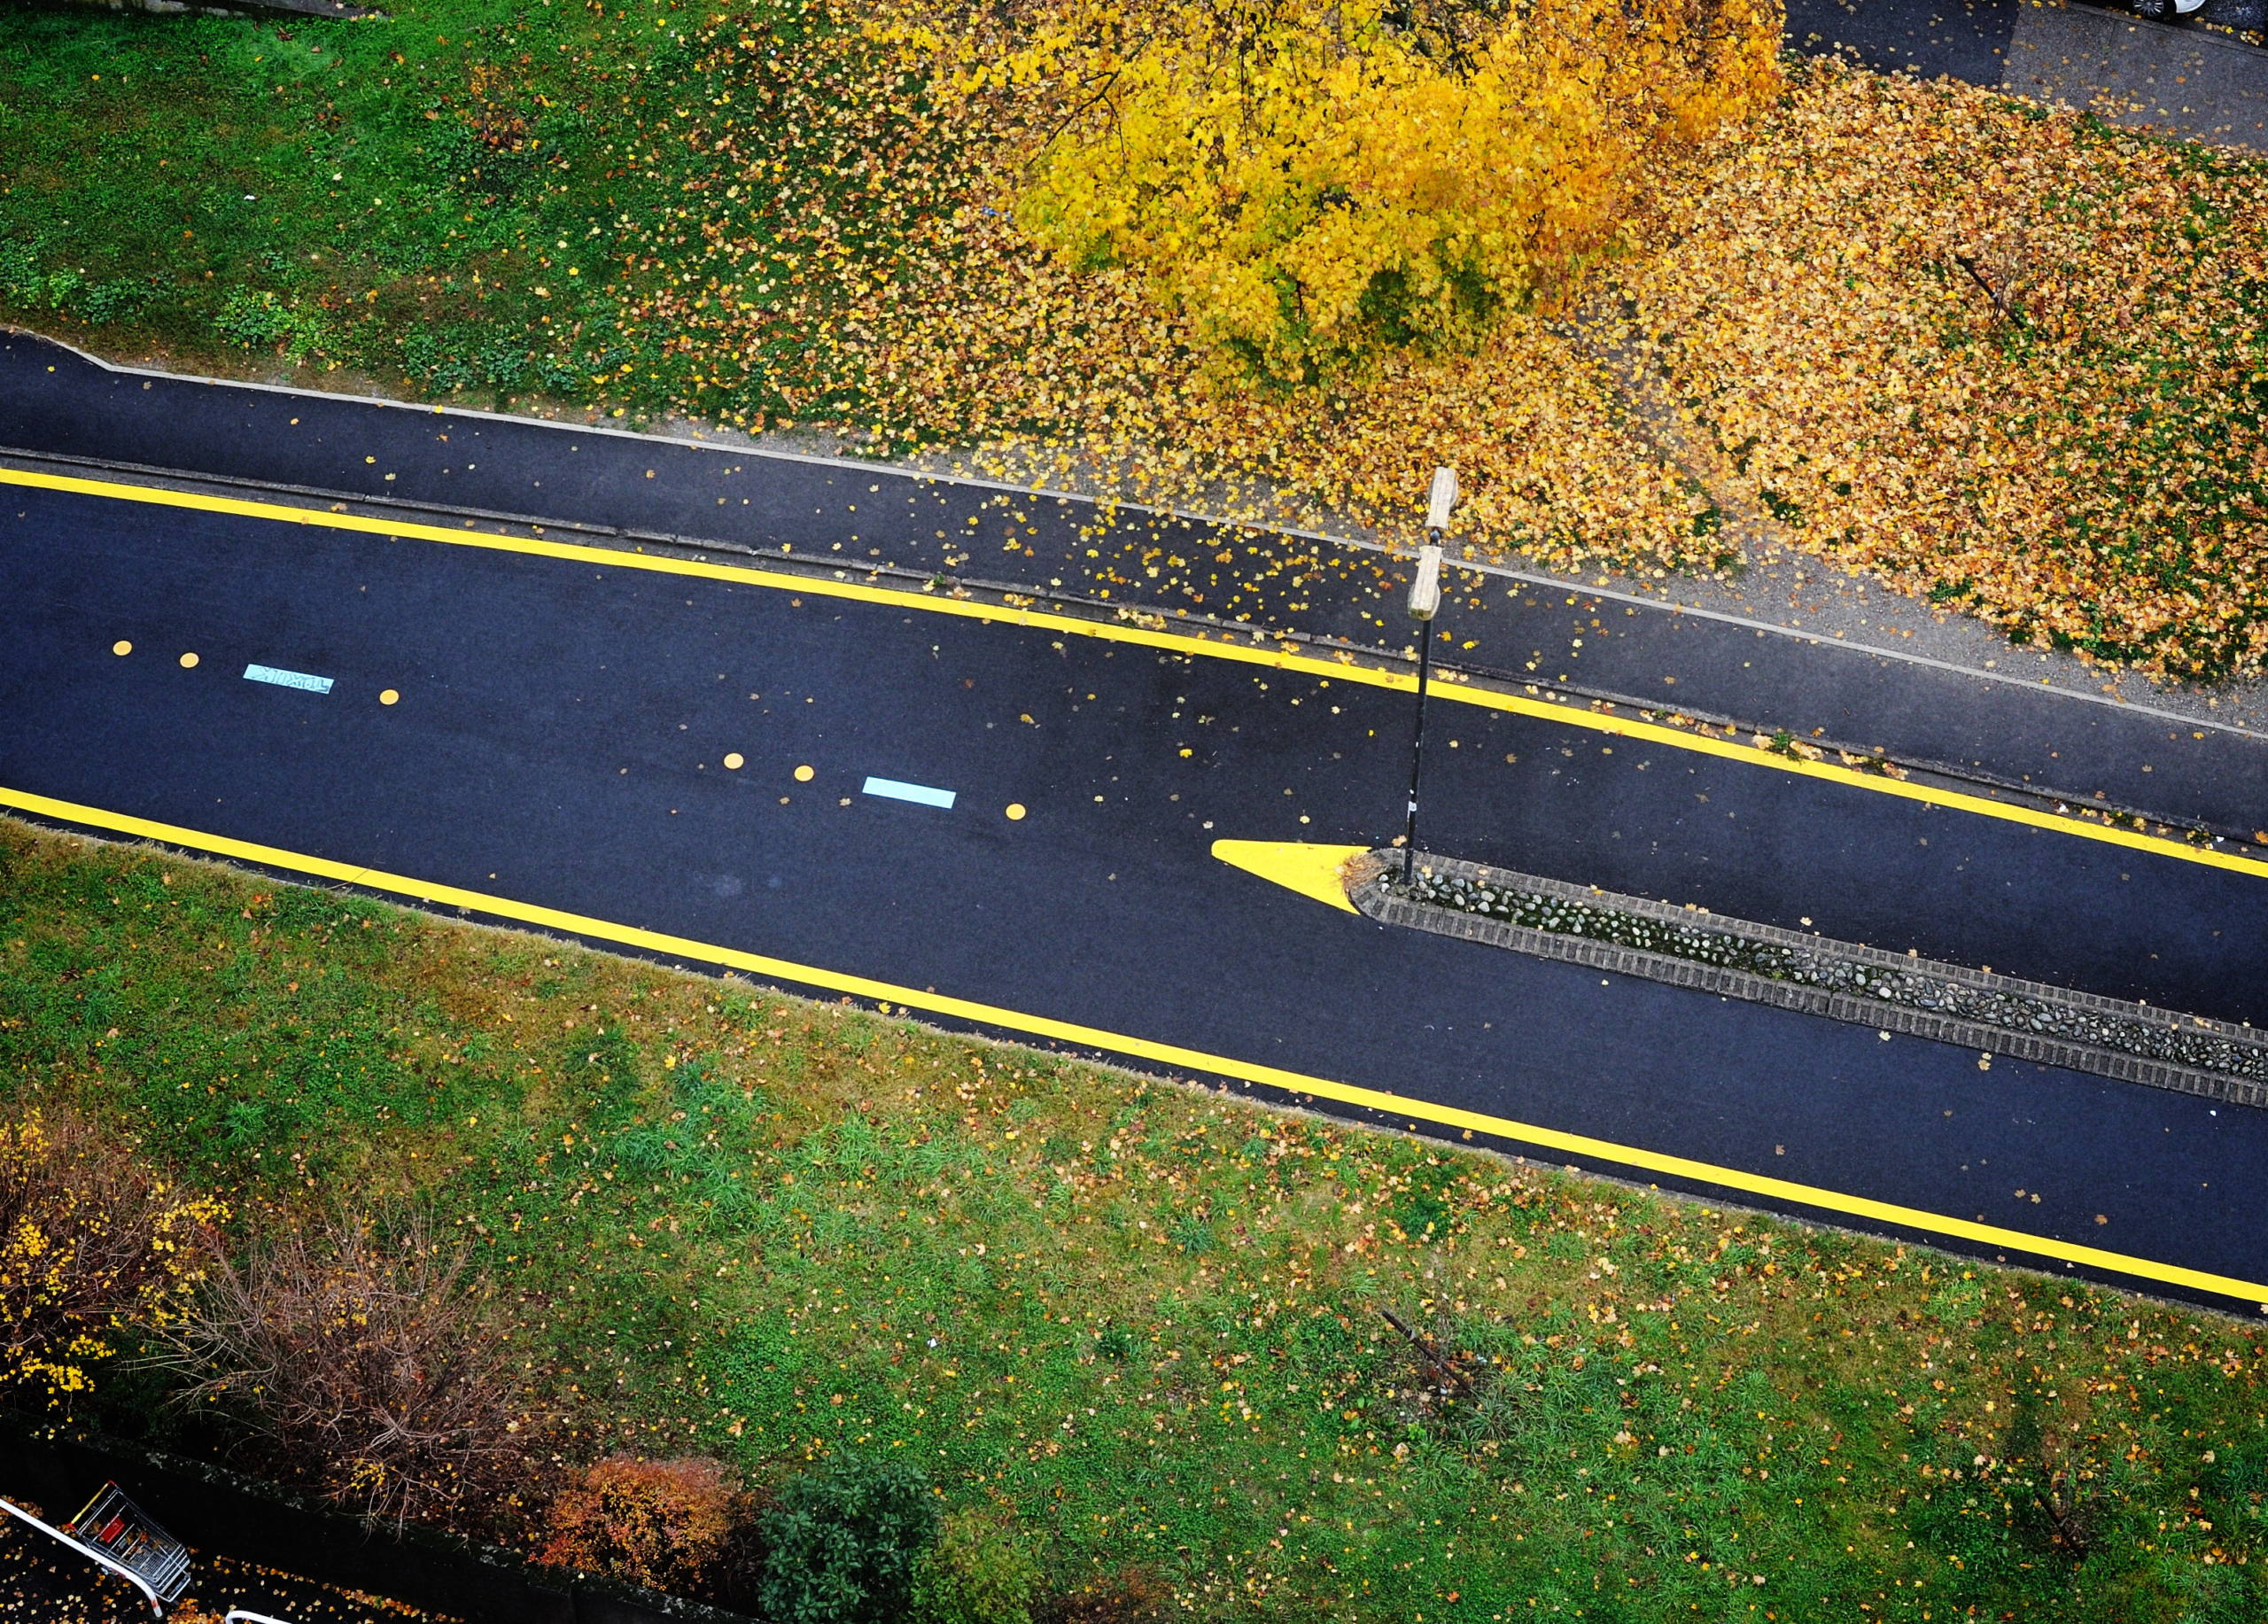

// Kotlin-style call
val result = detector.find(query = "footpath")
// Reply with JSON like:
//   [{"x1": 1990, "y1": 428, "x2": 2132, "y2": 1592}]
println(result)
[
  {"x1": 1785, "y1": 0, "x2": 2268, "y2": 150},
  {"x1": 7, "y1": 331, "x2": 2266, "y2": 848}
]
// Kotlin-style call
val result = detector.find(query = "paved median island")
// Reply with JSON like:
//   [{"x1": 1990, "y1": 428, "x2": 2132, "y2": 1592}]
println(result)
[{"x1": 1359, "y1": 851, "x2": 2268, "y2": 1109}]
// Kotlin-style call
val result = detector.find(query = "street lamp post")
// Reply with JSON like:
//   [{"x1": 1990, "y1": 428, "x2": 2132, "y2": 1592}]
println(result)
[{"x1": 1400, "y1": 467, "x2": 1457, "y2": 885}]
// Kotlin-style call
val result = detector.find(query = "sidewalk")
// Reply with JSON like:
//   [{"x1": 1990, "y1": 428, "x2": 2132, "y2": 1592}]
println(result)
[
  {"x1": 8, "y1": 330, "x2": 2267, "y2": 846},
  {"x1": 1786, "y1": 0, "x2": 2268, "y2": 148},
  {"x1": 2008, "y1": 0, "x2": 2268, "y2": 148}
]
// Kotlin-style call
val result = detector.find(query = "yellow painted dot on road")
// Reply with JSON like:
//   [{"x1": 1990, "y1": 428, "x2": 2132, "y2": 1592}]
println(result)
[
  {"x1": 1006, "y1": 803, "x2": 1027, "y2": 821},
  {"x1": 112, "y1": 641, "x2": 132, "y2": 657},
  {"x1": 794, "y1": 764, "x2": 815, "y2": 782},
  {"x1": 379, "y1": 688, "x2": 400, "y2": 706},
  {"x1": 724, "y1": 752, "x2": 744, "y2": 770},
  {"x1": 178, "y1": 652, "x2": 198, "y2": 669}
]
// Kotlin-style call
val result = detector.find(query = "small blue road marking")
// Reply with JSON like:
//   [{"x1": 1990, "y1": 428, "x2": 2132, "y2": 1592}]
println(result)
[
  {"x1": 243, "y1": 664, "x2": 335, "y2": 695},
  {"x1": 862, "y1": 776, "x2": 956, "y2": 810}
]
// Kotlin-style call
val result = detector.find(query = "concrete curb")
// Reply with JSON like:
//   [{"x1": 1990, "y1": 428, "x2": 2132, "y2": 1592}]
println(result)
[{"x1": 1354, "y1": 851, "x2": 2268, "y2": 1109}]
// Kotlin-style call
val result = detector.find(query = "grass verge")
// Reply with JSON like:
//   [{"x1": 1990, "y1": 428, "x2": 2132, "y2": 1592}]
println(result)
[{"x1": 4, "y1": 816, "x2": 2267, "y2": 1621}]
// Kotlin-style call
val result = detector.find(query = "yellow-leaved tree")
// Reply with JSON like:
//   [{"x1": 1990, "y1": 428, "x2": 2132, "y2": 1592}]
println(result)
[
  {"x1": 907, "y1": 0, "x2": 1781, "y2": 380},
  {"x1": 0, "y1": 1108, "x2": 221, "y2": 1398}
]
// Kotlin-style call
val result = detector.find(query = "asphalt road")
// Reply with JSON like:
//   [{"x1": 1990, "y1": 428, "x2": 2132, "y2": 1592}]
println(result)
[
  {"x1": 8, "y1": 335, "x2": 2268, "y2": 843},
  {"x1": 5, "y1": 476, "x2": 2265, "y2": 1311},
  {"x1": 0, "y1": 1527, "x2": 416, "y2": 1624},
  {"x1": 1785, "y1": 0, "x2": 2017, "y2": 82}
]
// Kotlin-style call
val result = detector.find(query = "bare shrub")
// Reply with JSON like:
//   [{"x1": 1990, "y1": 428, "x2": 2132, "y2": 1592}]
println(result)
[
  {"x1": 154, "y1": 1210, "x2": 523, "y2": 1527},
  {"x1": 0, "y1": 1107, "x2": 221, "y2": 1398},
  {"x1": 535, "y1": 1456, "x2": 740, "y2": 1590}
]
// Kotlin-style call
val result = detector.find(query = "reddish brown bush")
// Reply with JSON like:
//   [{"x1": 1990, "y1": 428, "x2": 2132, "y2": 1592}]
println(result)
[
  {"x1": 535, "y1": 1456, "x2": 740, "y2": 1590},
  {"x1": 154, "y1": 1210, "x2": 522, "y2": 1528}
]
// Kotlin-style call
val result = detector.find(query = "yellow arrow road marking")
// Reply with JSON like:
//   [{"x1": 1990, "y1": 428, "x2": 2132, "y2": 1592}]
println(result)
[
  {"x1": 12, "y1": 463, "x2": 2268, "y2": 883},
  {"x1": 1210, "y1": 839, "x2": 1366, "y2": 912},
  {"x1": 5, "y1": 784, "x2": 2263, "y2": 1307}
]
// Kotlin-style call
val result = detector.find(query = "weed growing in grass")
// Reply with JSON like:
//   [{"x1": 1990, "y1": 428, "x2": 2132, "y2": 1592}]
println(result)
[{"x1": 4, "y1": 818, "x2": 2268, "y2": 1620}]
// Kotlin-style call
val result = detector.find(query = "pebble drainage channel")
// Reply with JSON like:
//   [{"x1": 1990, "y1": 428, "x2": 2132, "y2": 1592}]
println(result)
[{"x1": 1355, "y1": 851, "x2": 2268, "y2": 1110}]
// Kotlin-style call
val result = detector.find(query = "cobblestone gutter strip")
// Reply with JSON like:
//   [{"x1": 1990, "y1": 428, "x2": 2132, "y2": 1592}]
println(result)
[{"x1": 1351, "y1": 851, "x2": 2268, "y2": 1110}]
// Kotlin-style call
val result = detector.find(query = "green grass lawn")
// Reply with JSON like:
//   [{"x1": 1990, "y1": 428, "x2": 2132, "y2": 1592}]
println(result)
[
  {"x1": 5, "y1": 816, "x2": 2267, "y2": 1621},
  {"x1": 0, "y1": 0, "x2": 929, "y2": 430}
]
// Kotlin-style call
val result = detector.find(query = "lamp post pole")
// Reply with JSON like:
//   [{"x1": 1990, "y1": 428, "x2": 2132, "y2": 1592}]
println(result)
[{"x1": 1400, "y1": 467, "x2": 1457, "y2": 886}]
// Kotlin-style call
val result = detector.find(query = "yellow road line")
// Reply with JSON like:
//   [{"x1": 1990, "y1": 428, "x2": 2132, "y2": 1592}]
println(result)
[
  {"x1": 13, "y1": 463, "x2": 2263, "y2": 882},
  {"x1": 7, "y1": 783, "x2": 2263, "y2": 1307}
]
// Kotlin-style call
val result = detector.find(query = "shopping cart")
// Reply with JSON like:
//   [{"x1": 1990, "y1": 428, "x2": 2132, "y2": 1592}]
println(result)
[{"x1": 60, "y1": 1482, "x2": 193, "y2": 1612}]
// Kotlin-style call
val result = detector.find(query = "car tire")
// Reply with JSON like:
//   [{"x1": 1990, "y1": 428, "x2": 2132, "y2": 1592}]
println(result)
[{"x1": 2132, "y1": 0, "x2": 2175, "y2": 17}]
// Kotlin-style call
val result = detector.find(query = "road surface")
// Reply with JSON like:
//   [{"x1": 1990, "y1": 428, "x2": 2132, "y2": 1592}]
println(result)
[{"x1": 4, "y1": 468, "x2": 2264, "y2": 1313}]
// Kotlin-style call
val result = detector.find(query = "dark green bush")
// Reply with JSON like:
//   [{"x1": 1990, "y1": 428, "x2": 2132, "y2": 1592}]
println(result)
[{"x1": 757, "y1": 1452, "x2": 939, "y2": 1624}]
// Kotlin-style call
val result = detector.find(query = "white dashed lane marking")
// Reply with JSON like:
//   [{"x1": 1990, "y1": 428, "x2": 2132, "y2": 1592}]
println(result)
[
  {"x1": 243, "y1": 663, "x2": 335, "y2": 695},
  {"x1": 862, "y1": 776, "x2": 956, "y2": 810}
]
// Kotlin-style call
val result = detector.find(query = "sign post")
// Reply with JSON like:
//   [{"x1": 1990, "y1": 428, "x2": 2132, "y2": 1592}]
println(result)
[{"x1": 1400, "y1": 467, "x2": 1458, "y2": 884}]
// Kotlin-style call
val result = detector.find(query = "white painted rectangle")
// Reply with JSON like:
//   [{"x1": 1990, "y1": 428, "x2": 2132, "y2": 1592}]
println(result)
[
  {"x1": 861, "y1": 776, "x2": 955, "y2": 810},
  {"x1": 243, "y1": 664, "x2": 334, "y2": 695}
]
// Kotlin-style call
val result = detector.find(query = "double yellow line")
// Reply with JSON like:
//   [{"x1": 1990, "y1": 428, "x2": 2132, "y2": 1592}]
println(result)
[{"x1": 10, "y1": 465, "x2": 2267, "y2": 1306}]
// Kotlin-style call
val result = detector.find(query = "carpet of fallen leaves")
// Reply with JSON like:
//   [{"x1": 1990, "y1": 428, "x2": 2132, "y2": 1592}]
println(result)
[
  {"x1": 1613, "y1": 60, "x2": 2268, "y2": 683},
  {"x1": 599, "y1": 2, "x2": 1718, "y2": 574},
  {"x1": 614, "y1": 19, "x2": 2264, "y2": 679}
]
